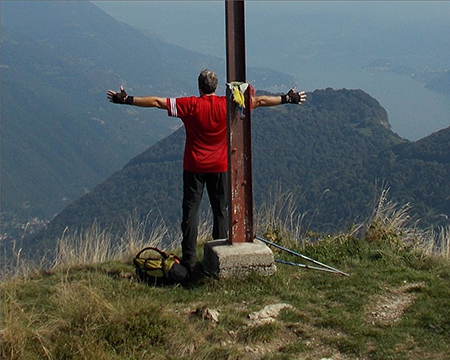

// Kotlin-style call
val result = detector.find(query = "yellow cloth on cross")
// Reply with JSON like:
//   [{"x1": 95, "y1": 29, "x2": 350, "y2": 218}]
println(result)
[
  {"x1": 233, "y1": 87, "x2": 245, "y2": 107},
  {"x1": 227, "y1": 82, "x2": 249, "y2": 108}
]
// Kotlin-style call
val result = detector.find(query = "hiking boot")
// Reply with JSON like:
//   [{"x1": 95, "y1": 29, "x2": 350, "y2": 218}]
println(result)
[{"x1": 181, "y1": 258, "x2": 196, "y2": 274}]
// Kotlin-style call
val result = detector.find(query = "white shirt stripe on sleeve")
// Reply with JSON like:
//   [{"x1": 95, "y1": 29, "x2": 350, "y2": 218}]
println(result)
[{"x1": 169, "y1": 98, "x2": 177, "y2": 117}]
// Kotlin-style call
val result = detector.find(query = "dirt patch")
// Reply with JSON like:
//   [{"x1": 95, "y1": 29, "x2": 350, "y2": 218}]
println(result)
[{"x1": 365, "y1": 282, "x2": 425, "y2": 325}]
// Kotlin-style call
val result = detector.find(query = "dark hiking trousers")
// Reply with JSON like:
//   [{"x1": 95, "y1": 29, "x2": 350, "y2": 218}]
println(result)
[{"x1": 181, "y1": 170, "x2": 228, "y2": 270}]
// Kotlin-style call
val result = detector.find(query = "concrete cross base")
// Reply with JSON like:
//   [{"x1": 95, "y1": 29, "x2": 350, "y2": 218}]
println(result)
[{"x1": 203, "y1": 239, "x2": 276, "y2": 279}]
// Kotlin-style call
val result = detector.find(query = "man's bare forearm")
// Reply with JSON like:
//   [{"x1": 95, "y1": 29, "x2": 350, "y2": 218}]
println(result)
[
  {"x1": 252, "y1": 95, "x2": 282, "y2": 109},
  {"x1": 132, "y1": 96, "x2": 167, "y2": 109},
  {"x1": 107, "y1": 86, "x2": 167, "y2": 109},
  {"x1": 252, "y1": 89, "x2": 307, "y2": 109}
]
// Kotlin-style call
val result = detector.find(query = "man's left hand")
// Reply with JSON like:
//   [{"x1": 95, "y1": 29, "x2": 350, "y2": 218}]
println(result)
[{"x1": 281, "y1": 88, "x2": 307, "y2": 105}]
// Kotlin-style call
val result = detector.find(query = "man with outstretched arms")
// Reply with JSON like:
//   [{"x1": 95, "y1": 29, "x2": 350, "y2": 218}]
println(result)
[{"x1": 107, "y1": 69, "x2": 306, "y2": 274}]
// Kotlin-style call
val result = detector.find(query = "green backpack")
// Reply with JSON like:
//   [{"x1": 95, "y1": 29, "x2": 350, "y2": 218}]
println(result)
[{"x1": 133, "y1": 247, "x2": 188, "y2": 285}]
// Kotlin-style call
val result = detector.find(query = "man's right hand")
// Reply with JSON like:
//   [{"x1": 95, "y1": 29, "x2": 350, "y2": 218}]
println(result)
[{"x1": 107, "y1": 86, "x2": 134, "y2": 105}]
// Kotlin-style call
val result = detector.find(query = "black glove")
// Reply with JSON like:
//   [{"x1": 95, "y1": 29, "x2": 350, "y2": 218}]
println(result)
[
  {"x1": 281, "y1": 88, "x2": 302, "y2": 104},
  {"x1": 107, "y1": 86, "x2": 134, "y2": 105}
]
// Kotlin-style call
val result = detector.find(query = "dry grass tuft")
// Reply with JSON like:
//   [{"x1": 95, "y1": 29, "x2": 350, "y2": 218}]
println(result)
[
  {"x1": 255, "y1": 186, "x2": 307, "y2": 247},
  {"x1": 362, "y1": 189, "x2": 449, "y2": 259}
]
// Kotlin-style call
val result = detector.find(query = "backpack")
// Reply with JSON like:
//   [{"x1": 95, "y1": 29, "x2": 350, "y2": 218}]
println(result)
[{"x1": 133, "y1": 247, "x2": 188, "y2": 285}]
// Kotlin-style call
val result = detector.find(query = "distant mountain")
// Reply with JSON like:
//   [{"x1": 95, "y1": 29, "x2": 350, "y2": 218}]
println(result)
[
  {"x1": 30, "y1": 88, "x2": 450, "y2": 256},
  {"x1": 426, "y1": 71, "x2": 450, "y2": 96},
  {"x1": 0, "y1": 1, "x2": 296, "y2": 241}
]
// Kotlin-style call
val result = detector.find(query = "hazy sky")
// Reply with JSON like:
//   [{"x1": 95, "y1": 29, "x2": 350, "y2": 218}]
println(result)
[
  {"x1": 93, "y1": 1, "x2": 450, "y2": 140},
  {"x1": 92, "y1": 1, "x2": 450, "y2": 73},
  {"x1": 93, "y1": 1, "x2": 450, "y2": 60}
]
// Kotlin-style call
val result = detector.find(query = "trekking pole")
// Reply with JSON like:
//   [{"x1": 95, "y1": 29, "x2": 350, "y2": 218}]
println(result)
[
  {"x1": 275, "y1": 259, "x2": 344, "y2": 274},
  {"x1": 256, "y1": 236, "x2": 350, "y2": 276}
]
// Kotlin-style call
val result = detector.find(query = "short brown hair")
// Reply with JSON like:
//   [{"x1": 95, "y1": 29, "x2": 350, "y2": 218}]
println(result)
[{"x1": 198, "y1": 69, "x2": 218, "y2": 94}]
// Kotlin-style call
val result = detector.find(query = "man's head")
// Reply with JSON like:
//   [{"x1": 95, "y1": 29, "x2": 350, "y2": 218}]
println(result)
[{"x1": 198, "y1": 69, "x2": 218, "y2": 95}]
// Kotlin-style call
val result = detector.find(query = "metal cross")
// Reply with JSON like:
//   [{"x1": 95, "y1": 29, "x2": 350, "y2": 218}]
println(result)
[{"x1": 225, "y1": 0, "x2": 253, "y2": 244}]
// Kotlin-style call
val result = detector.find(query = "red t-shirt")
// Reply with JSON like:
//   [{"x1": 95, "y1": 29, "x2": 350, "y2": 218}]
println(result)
[{"x1": 166, "y1": 95, "x2": 228, "y2": 173}]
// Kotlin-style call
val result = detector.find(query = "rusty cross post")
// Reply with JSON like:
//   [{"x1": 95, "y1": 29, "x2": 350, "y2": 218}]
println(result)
[{"x1": 225, "y1": 0, "x2": 253, "y2": 244}]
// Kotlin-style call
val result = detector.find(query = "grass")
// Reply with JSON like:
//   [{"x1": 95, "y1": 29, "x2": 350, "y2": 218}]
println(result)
[{"x1": 1, "y1": 191, "x2": 449, "y2": 360}]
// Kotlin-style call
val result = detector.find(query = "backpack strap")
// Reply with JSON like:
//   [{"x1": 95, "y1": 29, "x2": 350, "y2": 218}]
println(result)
[{"x1": 134, "y1": 247, "x2": 168, "y2": 260}]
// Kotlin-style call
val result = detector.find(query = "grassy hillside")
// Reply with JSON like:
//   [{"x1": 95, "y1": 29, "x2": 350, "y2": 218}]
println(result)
[{"x1": 2, "y1": 194, "x2": 449, "y2": 360}]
